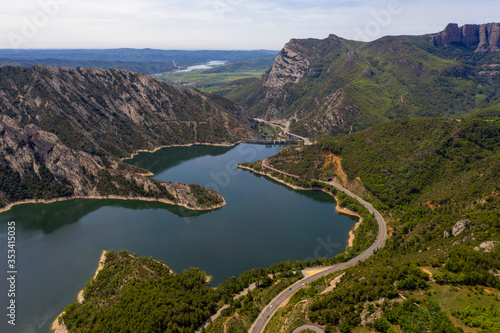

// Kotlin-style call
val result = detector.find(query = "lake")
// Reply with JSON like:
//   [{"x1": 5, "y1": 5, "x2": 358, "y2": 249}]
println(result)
[{"x1": 0, "y1": 143, "x2": 356, "y2": 332}]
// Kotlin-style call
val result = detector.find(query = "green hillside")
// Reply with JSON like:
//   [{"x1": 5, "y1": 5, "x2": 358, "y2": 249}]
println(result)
[
  {"x1": 218, "y1": 118, "x2": 500, "y2": 332},
  {"x1": 60, "y1": 118, "x2": 500, "y2": 333},
  {"x1": 219, "y1": 33, "x2": 500, "y2": 137}
]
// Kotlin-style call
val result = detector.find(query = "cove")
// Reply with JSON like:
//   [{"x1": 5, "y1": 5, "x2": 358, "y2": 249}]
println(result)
[{"x1": 0, "y1": 143, "x2": 356, "y2": 333}]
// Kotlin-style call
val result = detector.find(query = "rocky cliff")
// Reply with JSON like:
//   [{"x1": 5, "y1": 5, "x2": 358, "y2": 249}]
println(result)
[
  {"x1": 221, "y1": 25, "x2": 500, "y2": 138},
  {"x1": 0, "y1": 65, "x2": 253, "y2": 210},
  {"x1": 430, "y1": 23, "x2": 500, "y2": 52}
]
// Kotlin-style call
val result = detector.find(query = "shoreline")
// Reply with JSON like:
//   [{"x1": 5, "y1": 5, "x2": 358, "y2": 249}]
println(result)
[
  {"x1": 51, "y1": 251, "x2": 109, "y2": 333},
  {"x1": 0, "y1": 194, "x2": 226, "y2": 215},
  {"x1": 237, "y1": 164, "x2": 362, "y2": 245},
  {"x1": 120, "y1": 140, "x2": 294, "y2": 162},
  {"x1": 347, "y1": 218, "x2": 363, "y2": 247},
  {"x1": 0, "y1": 141, "x2": 286, "y2": 215},
  {"x1": 121, "y1": 141, "x2": 240, "y2": 161},
  {"x1": 1, "y1": 141, "x2": 240, "y2": 215}
]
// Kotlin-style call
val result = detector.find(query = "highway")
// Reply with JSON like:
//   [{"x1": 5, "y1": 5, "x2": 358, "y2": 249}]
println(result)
[{"x1": 248, "y1": 168, "x2": 387, "y2": 333}]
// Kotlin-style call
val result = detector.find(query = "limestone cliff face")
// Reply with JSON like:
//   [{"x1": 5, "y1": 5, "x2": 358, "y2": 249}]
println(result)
[
  {"x1": 224, "y1": 26, "x2": 500, "y2": 138},
  {"x1": 430, "y1": 23, "x2": 500, "y2": 52},
  {"x1": 0, "y1": 115, "x2": 224, "y2": 209},
  {"x1": 0, "y1": 65, "x2": 242, "y2": 210},
  {"x1": 0, "y1": 112, "x2": 225, "y2": 210},
  {"x1": 255, "y1": 35, "x2": 363, "y2": 130},
  {"x1": 264, "y1": 40, "x2": 311, "y2": 89},
  {"x1": 0, "y1": 114, "x2": 103, "y2": 195},
  {"x1": 0, "y1": 65, "x2": 255, "y2": 158}
]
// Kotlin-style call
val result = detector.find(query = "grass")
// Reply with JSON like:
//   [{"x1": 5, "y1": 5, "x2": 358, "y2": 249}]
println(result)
[
  {"x1": 412, "y1": 282, "x2": 500, "y2": 332},
  {"x1": 156, "y1": 68, "x2": 266, "y2": 93}
]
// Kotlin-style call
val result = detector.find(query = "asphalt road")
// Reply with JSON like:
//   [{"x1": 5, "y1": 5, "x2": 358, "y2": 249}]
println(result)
[
  {"x1": 291, "y1": 324, "x2": 325, "y2": 333},
  {"x1": 248, "y1": 177, "x2": 387, "y2": 333}
]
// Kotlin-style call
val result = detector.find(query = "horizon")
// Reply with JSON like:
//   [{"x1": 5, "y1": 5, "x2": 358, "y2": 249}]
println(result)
[
  {"x1": 1, "y1": 20, "x2": 498, "y2": 52},
  {"x1": 1, "y1": 0, "x2": 499, "y2": 50}
]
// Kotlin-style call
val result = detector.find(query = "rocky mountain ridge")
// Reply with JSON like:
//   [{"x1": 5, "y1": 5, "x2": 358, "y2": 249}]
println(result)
[
  {"x1": 221, "y1": 24, "x2": 500, "y2": 138},
  {"x1": 430, "y1": 22, "x2": 500, "y2": 52}
]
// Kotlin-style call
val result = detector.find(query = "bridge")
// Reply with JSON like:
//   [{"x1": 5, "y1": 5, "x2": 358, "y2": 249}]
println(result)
[{"x1": 285, "y1": 131, "x2": 311, "y2": 145}]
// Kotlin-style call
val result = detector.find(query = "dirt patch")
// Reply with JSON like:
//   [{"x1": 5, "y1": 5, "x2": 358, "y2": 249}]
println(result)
[
  {"x1": 321, "y1": 273, "x2": 345, "y2": 295},
  {"x1": 347, "y1": 219, "x2": 363, "y2": 247},
  {"x1": 421, "y1": 268, "x2": 433, "y2": 278},
  {"x1": 322, "y1": 151, "x2": 348, "y2": 185}
]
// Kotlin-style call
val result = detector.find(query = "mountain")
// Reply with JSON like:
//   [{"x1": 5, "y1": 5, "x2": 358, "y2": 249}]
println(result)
[
  {"x1": 268, "y1": 118, "x2": 500, "y2": 208},
  {"x1": 220, "y1": 23, "x2": 500, "y2": 137},
  {"x1": 430, "y1": 23, "x2": 500, "y2": 52},
  {"x1": 0, "y1": 65, "x2": 255, "y2": 210}
]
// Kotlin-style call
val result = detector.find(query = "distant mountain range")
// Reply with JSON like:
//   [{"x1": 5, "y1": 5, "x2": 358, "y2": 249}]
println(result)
[
  {"x1": 220, "y1": 23, "x2": 500, "y2": 137},
  {"x1": 0, "y1": 49, "x2": 278, "y2": 75}
]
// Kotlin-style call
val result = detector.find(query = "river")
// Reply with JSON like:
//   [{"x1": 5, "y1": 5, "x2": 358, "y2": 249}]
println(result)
[{"x1": 0, "y1": 143, "x2": 356, "y2": 332}]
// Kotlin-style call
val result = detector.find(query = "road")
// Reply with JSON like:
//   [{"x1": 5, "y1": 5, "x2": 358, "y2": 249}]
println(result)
[
  {"x1": 195, "y1": 283, "x2": 257, "y2": 332},
  {"x1": 284, "y1": 131, "x2": 311, "y2": 145},
  {"x1": 292, "y1": 325, "x2": 325, "y2": 333},
  {"x1": 253, "y1": 118, "x2": 311, "y2": 145},
  {"x1": 248, "y1": 167, "x2": 387, "y2": 333}
]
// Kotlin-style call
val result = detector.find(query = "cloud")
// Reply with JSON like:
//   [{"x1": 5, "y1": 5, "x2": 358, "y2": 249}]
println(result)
[{"x1": 1, "y1": 0, "x2": 499, "y2": 49}]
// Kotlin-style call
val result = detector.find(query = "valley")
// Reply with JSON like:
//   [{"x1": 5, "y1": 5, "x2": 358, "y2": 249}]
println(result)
[{"x1": 0, "y1": 21, "x2": 499, "y2": 333}]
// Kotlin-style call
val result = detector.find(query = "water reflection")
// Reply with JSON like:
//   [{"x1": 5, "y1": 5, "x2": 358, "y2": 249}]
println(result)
[
  {"x1": 128, "y1": 145, "x2": 234, "y2": 175},
  {"x1": 1, "y1": 199, "x2": 215, "y2": 234},
  {"x1": 240, "y1": 169, "x2": 336, "y2": 204}
]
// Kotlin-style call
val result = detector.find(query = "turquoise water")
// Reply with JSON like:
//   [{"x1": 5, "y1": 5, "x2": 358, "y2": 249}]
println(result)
[{"x1": 0, "y1": 144, "x2": 356, "y2": 332}]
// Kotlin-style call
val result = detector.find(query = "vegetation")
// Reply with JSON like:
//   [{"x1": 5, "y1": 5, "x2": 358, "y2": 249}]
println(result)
[
  {"x1": 158, "y1": 68, "x2": 269, "y2": 93},
  {"x1": 0, "y1": 162, "x2": 73, "y2": 207},
  {"x1": 62, "y1": 250, "x2": 220, "y2": 333},
  {"x1": 244, "y1": 118, "x2": 500, "y2": 332},
  {"x1": 95, "y1": 169, "x2": 176, "y2": 201},
  {"x1": 61, "y1": 251, "x2": 314, "y2": 333},
  {"x1": 0, "y1": 65, "x2": 252, "y2": 211},
  {"x1": 219, "y1": 34, "x2": 500, "y2": 138},
  {"x1": 385, "y1": 299, "x2": 462, "y2": 333},
  {"x1": 0, "y1": 65, "x2": 254, "y2": 160},
  {"x1": 59, "y1": 118, "x2": 500, "y2": 333},
  {"x1": 452, "y1": 305, "x2": 500, "y2": 332},
  {"x1": 188, "y1": 184, "x2": 224, "y2": 207}
]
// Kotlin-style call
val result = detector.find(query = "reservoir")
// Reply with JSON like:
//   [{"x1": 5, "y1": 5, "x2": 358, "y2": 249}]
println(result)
[{"x1": 0, "y1": 143, "x2": 356, "y2": 332}]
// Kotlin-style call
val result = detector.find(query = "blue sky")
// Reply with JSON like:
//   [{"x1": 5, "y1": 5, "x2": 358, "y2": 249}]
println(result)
[{"x1": 1, "y1": 0, "x2": 499, "y2": 49}]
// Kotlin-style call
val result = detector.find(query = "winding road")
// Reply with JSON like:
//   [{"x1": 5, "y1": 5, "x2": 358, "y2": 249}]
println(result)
[
  {"x1": 292, "y1": 325, "x2": 325, "y2": 333},
  {"x1": 248, "y1": 162, "x2": 387, "y2": 333}
]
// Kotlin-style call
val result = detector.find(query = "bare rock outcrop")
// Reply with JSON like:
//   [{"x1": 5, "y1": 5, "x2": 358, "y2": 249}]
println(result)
[
  {"x1": 474, "y1": 241, "x2": 499, "y2": 253},
  {"x1": 264, "y1": 40, "x2": 311, "y2": 89},
  {"x1": 362, "y1": 66, "x2": 374, "y2": 78},
  {"x1": 430, "y1": 23, "x2": 500, "y2": 52},
  {"x1": 0, "y1": 65, "x2": 236, "y2": 210},
  {"x1": 443, "y1": 219, "x2": 470, "y2": 238}
]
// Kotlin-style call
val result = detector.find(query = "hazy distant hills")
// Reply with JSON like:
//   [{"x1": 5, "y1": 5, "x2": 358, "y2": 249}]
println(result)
[
  {"x1": 220, "y1": 23, "x2": 500, "y2": 137},
  {"x1": 0, "y1": 65, "x2": 255, "y2": 209},
  {"x1": 0, "y1": 49, "x2": 278, "y2": 75}
]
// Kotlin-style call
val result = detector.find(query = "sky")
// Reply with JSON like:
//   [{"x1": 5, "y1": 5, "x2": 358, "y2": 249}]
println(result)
[{"x1": 1, "y1": 0, "x2": 499, "y2": 50}]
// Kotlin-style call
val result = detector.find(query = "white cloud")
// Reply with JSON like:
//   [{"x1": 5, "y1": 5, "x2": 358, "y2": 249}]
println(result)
[{"x1": 1, "y1": 0, "x2": 499, "y2": 49}]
